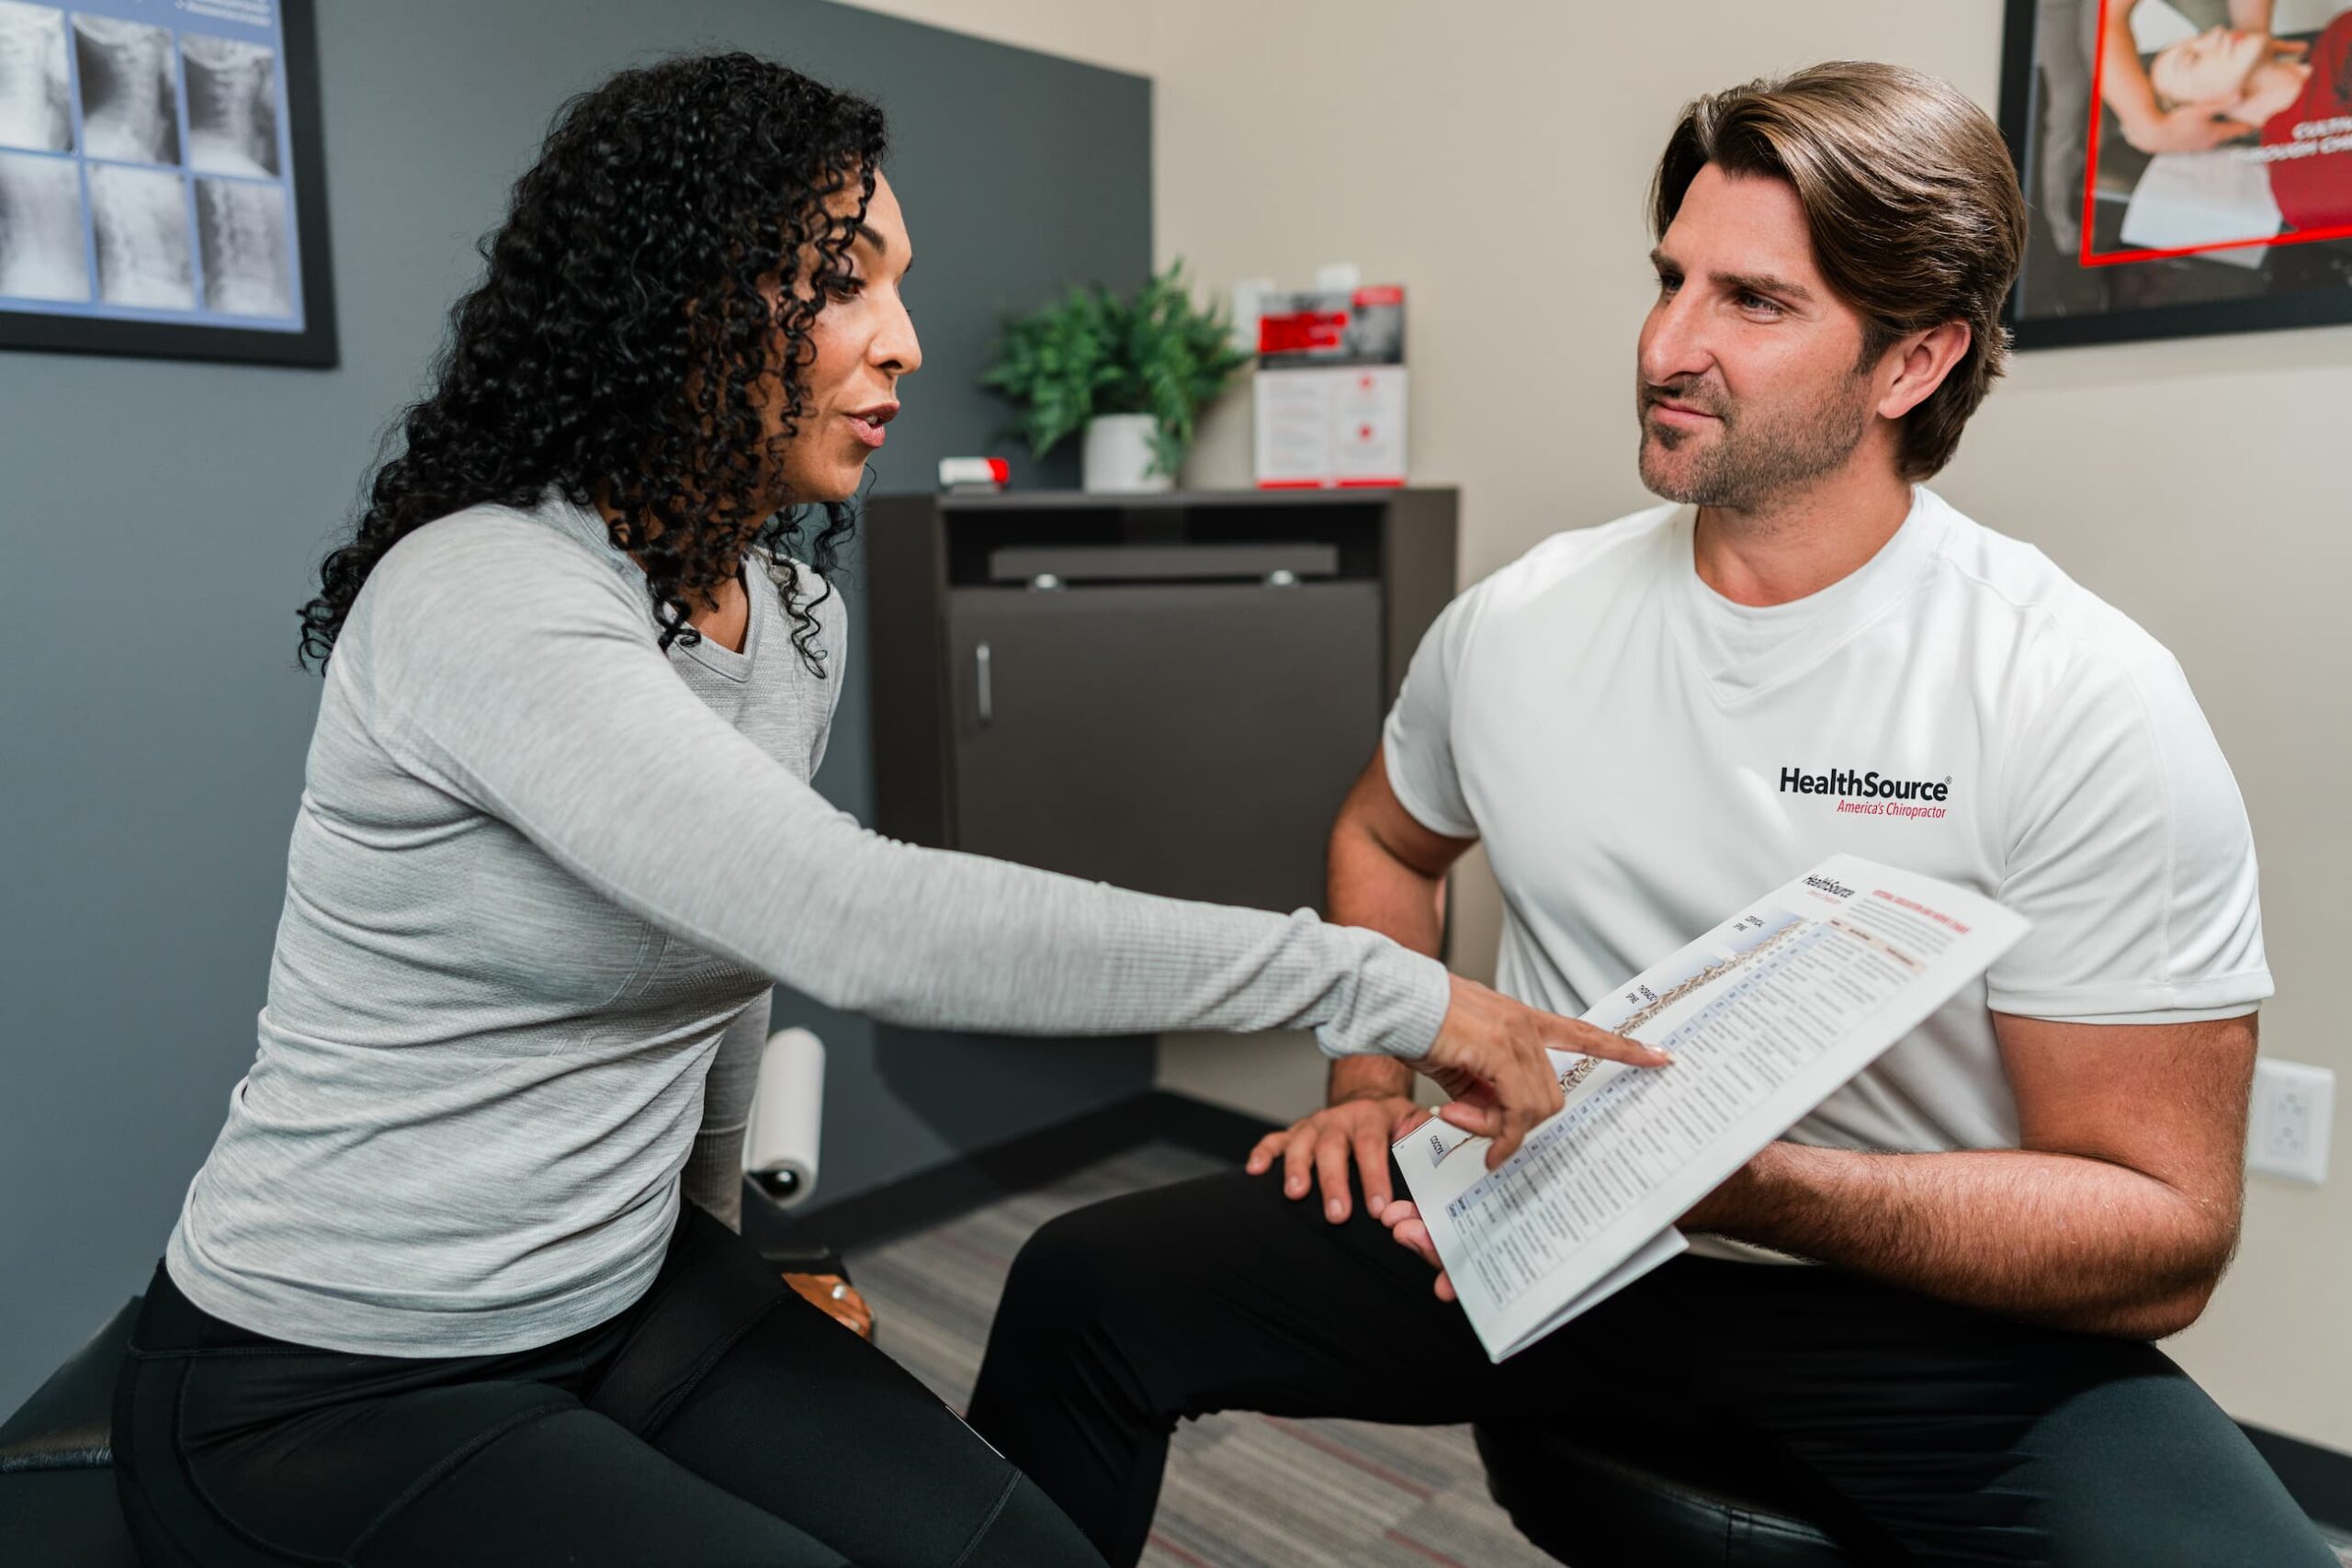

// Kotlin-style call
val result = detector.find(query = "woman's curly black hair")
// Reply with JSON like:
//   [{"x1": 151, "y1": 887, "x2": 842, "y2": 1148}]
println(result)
[{"x1": 298, "y1": 53, "x2": 887, "y2": 674}]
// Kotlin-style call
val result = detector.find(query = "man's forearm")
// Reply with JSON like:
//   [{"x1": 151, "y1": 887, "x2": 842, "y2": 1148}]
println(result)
[
  {"x1": 1695, "y1": 1142, "x2": 2237, "y2": 1339},
  {"x1": 1325, "y1": 816, "x2": 1443, "y2": 1105},
  {"x1": 1328, "y1": 821, "x2": 1446, "y2": 957}
]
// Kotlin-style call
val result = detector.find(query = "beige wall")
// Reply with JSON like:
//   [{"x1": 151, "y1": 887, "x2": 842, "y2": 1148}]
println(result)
[{"x1": 842, "y1": 0, "x2": 2352, "y2": 1452}]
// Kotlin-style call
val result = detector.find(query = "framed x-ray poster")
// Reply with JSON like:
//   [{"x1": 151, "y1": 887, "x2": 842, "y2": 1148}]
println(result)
[
  {"x1": 0, "y1": 0, "x2": 334, "y2": 366},
  {"x1": 1999, "y1": 0, "x2": 2352, "y2": 347}
]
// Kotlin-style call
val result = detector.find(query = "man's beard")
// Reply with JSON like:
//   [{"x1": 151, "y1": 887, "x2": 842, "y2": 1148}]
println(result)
[{"x1": 1636, "y1": 370, "x2": 1874, "y2": 511}]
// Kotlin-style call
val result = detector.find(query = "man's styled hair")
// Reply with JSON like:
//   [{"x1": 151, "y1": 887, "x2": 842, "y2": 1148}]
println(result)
[{"x1": 1651, "y1": 62, "x2": 2028, "y2": 481}]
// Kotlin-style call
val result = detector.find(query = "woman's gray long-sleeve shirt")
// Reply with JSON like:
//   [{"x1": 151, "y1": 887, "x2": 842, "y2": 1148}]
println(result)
[{"x1": 164, "y1": 495, "x2": 1452, "y2": 1357}]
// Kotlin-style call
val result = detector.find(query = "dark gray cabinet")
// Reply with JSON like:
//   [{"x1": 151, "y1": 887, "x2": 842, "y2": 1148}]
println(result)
[{"x1": 865, "y1": 489, "x2": 1458, "y2": 915}]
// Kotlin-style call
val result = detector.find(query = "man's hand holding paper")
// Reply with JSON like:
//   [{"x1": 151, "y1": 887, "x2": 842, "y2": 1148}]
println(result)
[{"x1": 1390, "y1": 854, "x2": 2029, "y2": 1361}]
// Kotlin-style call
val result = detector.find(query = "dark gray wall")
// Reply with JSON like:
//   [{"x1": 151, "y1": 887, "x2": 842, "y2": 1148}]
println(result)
[{"x1": 0, "y1": 0, "x2": 1151, "y2": 1413}]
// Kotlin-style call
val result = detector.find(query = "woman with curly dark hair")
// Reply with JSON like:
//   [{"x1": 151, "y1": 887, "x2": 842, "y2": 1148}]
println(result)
[{"x1": 107, "y1": 52, "x2": 1640, "y2": 1567}]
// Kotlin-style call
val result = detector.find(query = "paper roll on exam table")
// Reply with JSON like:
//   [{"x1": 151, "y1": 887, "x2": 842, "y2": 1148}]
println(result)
[{"x1": 742, "y1": 1027, "x2": 824, "y2": 1205}]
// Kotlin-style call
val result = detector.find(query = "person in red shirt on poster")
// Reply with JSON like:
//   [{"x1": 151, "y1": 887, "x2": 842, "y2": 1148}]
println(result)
[
  {"x1": 2141, "y1": 10, "x2": 2352, "y2": 235},
  {"x1": 2257, "y1": 9, "x2": 2352, "y2": 232}
]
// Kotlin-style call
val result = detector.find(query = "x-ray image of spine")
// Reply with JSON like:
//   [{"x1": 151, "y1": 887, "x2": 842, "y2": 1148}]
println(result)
[
  {"x1": 73, "y1": 16, "x2": 179, "y2": 166},
  {"x1": 196, "y1": 177, "x2": 287, "y2": 315},
  {"x1": 182, "y1": 35, "x2": 277, "y2": 177},
  {"x1": 90, "y1": 162, "x2": 191, "y2": 308},
  {"x1": 0, "y1": 2, "x2": 71, "y2": 152},
  {"x1": 0, "y1": 149, "x2": 85, "y2": 299}
]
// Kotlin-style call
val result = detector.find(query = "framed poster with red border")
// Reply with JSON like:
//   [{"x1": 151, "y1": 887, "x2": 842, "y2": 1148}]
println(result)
[{"x1": 1998, "y1": 0, "x2": 2352, "y2": 347}]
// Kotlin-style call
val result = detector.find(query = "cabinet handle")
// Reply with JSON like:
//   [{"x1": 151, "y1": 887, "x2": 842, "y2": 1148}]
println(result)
[{"x1": 976, "y1": 640, "x2": 993, "y2": 726}]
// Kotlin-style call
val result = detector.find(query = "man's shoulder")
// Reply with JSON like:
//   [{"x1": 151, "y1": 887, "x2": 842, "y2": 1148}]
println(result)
[
  {"x1": 1465, "y1": 500, "x2": 1681, "y2": 618},
  {"x1": 1919, "y1": 491, "x2": 2184, "y2": 688}
]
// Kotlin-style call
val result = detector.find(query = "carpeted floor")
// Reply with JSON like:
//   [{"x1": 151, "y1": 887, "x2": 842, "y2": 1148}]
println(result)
[{"x1": 844, "y1": 1142, "x2": 2352, "y2": 1568}]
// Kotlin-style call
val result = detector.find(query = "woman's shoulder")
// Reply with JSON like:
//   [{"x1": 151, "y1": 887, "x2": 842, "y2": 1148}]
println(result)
[
  {"x1": 377, "y1": 502, "x2": 614, "y2": 584},
  {"x1": 354, "y1": 504, "x2": 650, "y2": 652}
]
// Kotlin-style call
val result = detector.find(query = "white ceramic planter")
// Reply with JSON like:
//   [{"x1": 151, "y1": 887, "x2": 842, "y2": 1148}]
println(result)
[{"x1": 1080, "y1": 413, "x2": 1173, "y2": 494}]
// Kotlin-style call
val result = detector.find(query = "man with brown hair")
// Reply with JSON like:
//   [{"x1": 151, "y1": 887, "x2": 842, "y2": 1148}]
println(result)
[{"x1": 967, "y1": 62, "x2": 2335, "y2": 1567}]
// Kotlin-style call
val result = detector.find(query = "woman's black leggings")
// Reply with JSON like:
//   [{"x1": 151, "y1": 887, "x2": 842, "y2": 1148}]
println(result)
[{"x1": 112, "y1": 1205, "x2": 1105, "y2": 1567}]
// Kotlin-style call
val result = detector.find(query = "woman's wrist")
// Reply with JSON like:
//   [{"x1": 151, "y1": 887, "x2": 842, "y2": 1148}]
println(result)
[{"x1": 1325, "y1": 944, "x2": 1452, "y2": 1062}]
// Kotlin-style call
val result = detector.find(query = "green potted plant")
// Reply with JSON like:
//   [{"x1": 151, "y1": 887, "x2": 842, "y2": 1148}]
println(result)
[{"x1": 981, "y1": 262, "x2": 1250, "y2": 493}]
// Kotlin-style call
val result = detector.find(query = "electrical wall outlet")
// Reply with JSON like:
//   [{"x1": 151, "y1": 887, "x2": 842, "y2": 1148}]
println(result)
[{"x1": 2247, "y1": 1058, "x2": 2335, "y2": 1186}]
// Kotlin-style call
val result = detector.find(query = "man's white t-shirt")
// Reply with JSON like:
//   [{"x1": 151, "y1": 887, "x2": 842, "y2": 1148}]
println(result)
[{"x1": 1385, "y1": 487, "x2": 2270, "y2": 1201}]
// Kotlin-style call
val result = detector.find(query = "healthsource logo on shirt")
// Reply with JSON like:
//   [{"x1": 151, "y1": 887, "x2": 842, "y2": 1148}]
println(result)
[{"x1": 1781, "y1": 765, "x2": 1951, "y2": 820}]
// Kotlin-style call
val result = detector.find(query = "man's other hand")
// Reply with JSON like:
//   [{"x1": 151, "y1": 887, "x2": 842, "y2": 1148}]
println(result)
[{"x1": 1247, "y1": 1093, "x2": 1420, "y2": 1223}]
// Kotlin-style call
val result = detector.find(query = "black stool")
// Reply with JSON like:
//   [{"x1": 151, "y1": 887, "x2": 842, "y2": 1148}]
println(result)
[
  {"x1": 0, "y1": 1298, "x2": 141, "y2": 1568},
  {"x1": 0, "y1": 1201, "x2": 855, "y2": 1568},
  {"x1": 1476, "y1": 1415, "x2": 1861, "y2": 1567}
]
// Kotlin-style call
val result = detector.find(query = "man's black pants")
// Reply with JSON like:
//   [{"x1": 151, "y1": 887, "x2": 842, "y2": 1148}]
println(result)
[{"x1": 966, "y1": 1166, "x2": 2334, "y2": 1568}]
